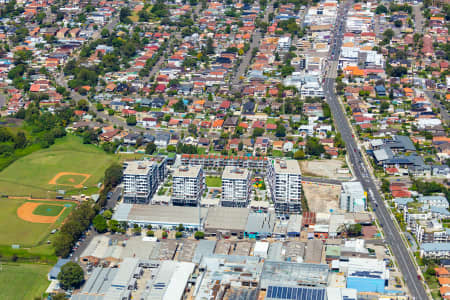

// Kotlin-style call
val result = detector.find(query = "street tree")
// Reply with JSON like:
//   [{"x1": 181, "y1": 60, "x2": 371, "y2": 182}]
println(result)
[{"x1": 58, "y1": 262, "x2": 84, "y2": 290}]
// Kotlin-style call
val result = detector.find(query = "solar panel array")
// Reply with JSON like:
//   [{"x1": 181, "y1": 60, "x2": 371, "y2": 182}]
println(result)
[
  {"x1": 266, "y1": 286, "x2": 326, "y2": 300},
  {"x1": 350, "y1": 270, "x2": 383, "y2": 278}
]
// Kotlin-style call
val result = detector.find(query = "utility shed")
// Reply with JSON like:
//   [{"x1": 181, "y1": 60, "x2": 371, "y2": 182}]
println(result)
[
  {"x1": 305, "y1": 239, "x2": 323, "y2": 264},
  {"x1": 254, "y1": 241, "x2": 269, "y2": 258}
]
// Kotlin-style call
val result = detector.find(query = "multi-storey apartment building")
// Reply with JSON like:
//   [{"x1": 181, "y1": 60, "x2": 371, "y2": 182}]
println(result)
[
  {"x1": 180, "y1": 154, "x2": 269, "y2": 172},
  {"x1": 123, "y1": 161, "x2": 158, "y2": 204},
  {"x1": 221, "y1": 166, "x2": 252, "y2": 208},
  {"x1": 268, "y1": 159, "x2": 302, "y2": 215},
  {"x1": 172, "y1": 165, "x2": 205, "y2": 206},
  {"x1": 122, "y1": 158, "x2": 167, "y2": 204}
]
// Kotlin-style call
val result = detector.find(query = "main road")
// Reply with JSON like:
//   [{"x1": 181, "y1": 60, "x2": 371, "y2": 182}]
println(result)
[{"x1": 324, "y1": 1, "x2": 428, "y2": 299}]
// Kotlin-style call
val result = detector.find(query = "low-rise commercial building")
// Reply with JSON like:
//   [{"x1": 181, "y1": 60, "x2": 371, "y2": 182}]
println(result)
[
  {"x1": 340, "y1": 182, "x2": 366, "y2": 212},
  {"x1": 112, "y1": 203, "x2": 207, "y2": 230},
  {"x1": 245, "y1": 212, "x2": 276, "y2": 239},
  {"x1": 260, "y1": 261, "x2": 329, "y2": 289},
  {"x1": 344, "y1": 258, "x2": 389, "y2": 293},
  {"x1": 420, "y1": 243, "x2": 450, "y2": 258},
  {"x1": 204, "y1": 207, "x2": 250, "y2": 238}
]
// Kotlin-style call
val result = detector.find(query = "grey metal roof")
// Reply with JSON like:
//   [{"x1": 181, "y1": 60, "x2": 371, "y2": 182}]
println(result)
[
  {"x1": 393, "y1": 198, "x2": 414, "y2": 205},
  {"x1": 267, "y1": 242, "x2": 283, "y2": 261},
  {"x1": 421, "y1": 243, "x2": 450, "y2": 252},
  {"x1": 193, "y1": 240, "x2": 216, "y2": 264},
  {"x1": 204, "y1": 207, "x2": 249, "y2": 231},
  {"x1": 48, "y1": 258, "x2": 70, "y2": 279},
  {"x1": 111, "y1": 258, "x2": 139, "y2": 288},
  {"x1": 245, "y1": 213, "x2": 275, "y2": 234},
  {"x1": 112, "y1": 203, "x2": 133, "y2": 221},
  {"x1": 127, "y1": 205, "x2": 208, "y2": 227},
  {"x1": 260, "y1": 261, "x2": 329, "y2": 289},
  {"x1": 287, "y1": 215, "x2": 303, "y2": 234},
  {"x1": 392, "y1": 135, "x2": 416, "y2": 151},
  {"x1": 304, "y1": 239, "x2": 323, "y2": 264},
  {"x1": 373, "y1": 149, "x2": 390, "y2": 161}
]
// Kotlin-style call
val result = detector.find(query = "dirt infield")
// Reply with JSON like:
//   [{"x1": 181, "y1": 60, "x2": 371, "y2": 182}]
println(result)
[
  {"x1": 17, "y1": 202, "x2": 66, "y2": 223},
  {"x1": 48, "y1": 172, "x2": 91, "y2": 189}
]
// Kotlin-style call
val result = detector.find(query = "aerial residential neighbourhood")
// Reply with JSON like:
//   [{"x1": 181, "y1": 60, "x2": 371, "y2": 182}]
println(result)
[{"x1": 0, "y1": 0, "x2": 448, "y2": 299}]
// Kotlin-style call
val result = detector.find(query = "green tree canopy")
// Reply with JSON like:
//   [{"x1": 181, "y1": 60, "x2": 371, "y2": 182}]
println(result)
[
  {"x1": 146, "y1": 142, "x2": 157, "y2": 154},
  {"x1": 58, "y1": 262, "x2": 84, "y2": 290},
  {"x1": 93, "y1": 214, "x2": 108, "y2": 233}
]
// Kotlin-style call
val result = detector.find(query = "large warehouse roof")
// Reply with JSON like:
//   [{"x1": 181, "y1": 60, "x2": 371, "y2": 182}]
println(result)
[
  {"x1": 204, "y1": 207, "x2": 249, "y2": 231},
  {"x1": 113, "y1": 203, "x2": 207, "y2": 227}
]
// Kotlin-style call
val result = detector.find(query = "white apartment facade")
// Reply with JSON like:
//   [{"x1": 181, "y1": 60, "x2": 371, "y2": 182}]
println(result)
[
  {"x1": 123, "y1": 161, "x2": 159, "y2": 204},
  {"x1": 268, "y1": 159, "x2": 302, "y2": 215},
  {"x1": 172, "y1": 165, "x2": 205, "y2": 206},
  {"x1": 221, "y1": 166, "x2": 251, "y2": 208},
  {"x1": 340, "y1": 182, "x2": 366, "y2": 212}
]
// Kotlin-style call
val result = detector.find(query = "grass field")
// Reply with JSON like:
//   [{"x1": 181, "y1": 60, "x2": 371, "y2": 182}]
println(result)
[
  {"x1": 206, "y1": 176, "x2": 222, "y2": 187},
  {"x1": 0, "y1": 199, "x2": 74, "y2": 247},
  {"x1": 0, "y1": 262, "x2": 51, "y2": 300},
  {"x1": 33, "y1": 204, "x2": 64, "y2": 217},
  {"x1": 0, "y1": 135, "x2": 116, "y2": 198}
]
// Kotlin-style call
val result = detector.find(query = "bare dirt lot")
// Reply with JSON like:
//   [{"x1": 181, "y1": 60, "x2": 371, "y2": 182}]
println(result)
[
  {"x1": 302, "y1": 182, "x2": 341, "y2": 213},
  {"x1": 299, "y1": 159, "x2": 351, "y2": 179}
]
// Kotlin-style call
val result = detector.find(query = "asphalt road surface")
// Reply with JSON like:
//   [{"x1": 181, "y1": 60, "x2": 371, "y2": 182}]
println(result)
[
  {"x1": 231, "y1": 0, "x2": 274, "y2": 91},
  {"x1": 106, "y1": 186, "x2": 122, "y2": 209},
  {"x1": 0, "y1": 93, "x2": 6, "y2": 108},
  {"x1": 425, "y1": 90, "x2": 449, "y2": 124},
  {"x1": 324, "y1": 1, "x2": 428, "y2": 299}
]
